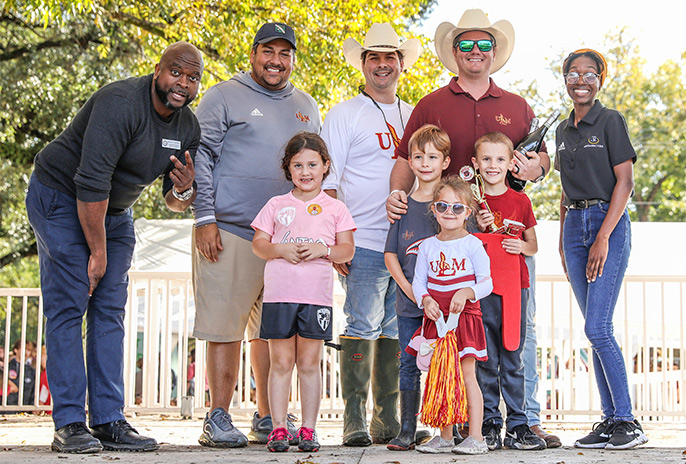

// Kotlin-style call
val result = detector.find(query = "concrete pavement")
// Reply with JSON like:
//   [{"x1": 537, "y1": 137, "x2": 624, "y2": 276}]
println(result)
[{"x1": 1, "y1": 412, "x2": 684, "y2": 463}]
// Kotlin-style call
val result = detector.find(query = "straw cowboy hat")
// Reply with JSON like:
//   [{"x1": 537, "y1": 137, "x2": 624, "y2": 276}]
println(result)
[
  {"x1": 434, "y1": 9, "x2": 515, "y2": 75},
  {"x1": 343, "y1": 23, "x2": 421, "y2": 72}
]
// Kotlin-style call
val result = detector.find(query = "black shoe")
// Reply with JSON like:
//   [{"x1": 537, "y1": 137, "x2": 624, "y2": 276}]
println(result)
[
  {"x1": 91, "y1": 419, "x2": 159, "y2": 452},
  {"x1": 52, "y1": 422, "x2": 103, "y2": 454},
  {"x1": 574, "y1": 418, "x2": 615, "y2": 449},
  {"x1": 481, "y1": 419, "x2": 502, "y2": 450},
  {"x1": 504, "y1": 424, "x2": 546, "y2": 450},
  {"x1": 605, "y1": 420, "x2": 648, "y2": 450}
]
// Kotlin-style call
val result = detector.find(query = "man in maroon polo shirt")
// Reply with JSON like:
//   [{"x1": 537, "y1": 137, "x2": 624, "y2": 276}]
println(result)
[
  {"x1": 385, "y1": 8, "x2": 561, "y2": 451},
  {"x1": 387, "y1": 9, "x2": 550, "y2": 219}
]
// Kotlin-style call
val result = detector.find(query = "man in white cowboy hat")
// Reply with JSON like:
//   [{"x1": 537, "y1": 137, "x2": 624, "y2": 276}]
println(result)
[
  {"x1": 320, "y1": 23, "x2": 423, "y2": 448},
  {"x1": 386, "y1": 8, "x2": 560, "y2": 452}
]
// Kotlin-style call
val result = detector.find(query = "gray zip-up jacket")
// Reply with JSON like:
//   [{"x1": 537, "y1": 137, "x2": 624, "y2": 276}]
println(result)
[{"x1": 192, "y1": 71, "x2": 320, "y2": 240}]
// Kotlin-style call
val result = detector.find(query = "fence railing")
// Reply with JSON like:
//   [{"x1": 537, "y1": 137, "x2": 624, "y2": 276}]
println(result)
[{"x1": 2, "y1": 273, "x2": 685, "y2": 421}]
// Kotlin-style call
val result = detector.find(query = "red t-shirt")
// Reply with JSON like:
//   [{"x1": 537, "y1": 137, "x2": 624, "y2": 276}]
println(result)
[
  {"x1": 396, "y1": 78, "x2": 540, "y2": 175},
  {"x1": 484, "y1": 188, "x2": 537, "y2": 287}
]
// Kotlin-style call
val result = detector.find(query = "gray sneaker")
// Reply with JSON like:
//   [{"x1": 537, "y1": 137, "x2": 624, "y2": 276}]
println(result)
[
  {"x1": 247, "y1": 412, "x2": 299, "y2": 445},
  {"x1": 415, "y1": 435, "x2": 454, "y2": 454},
  {"x1": 198, "y1": 407, "x2": 248, "y2": 448},
  {"x1": 452, "y1": 436, "x2": 488, "y2": 455}
]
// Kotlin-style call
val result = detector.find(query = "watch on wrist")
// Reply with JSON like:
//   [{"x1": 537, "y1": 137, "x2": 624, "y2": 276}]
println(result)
[
  {"x1": 172, "y1": 185, "x2": 194, "y2": 201},
  {"x1": 532, "y1": 166, "x2": 546, "y2": 183}
]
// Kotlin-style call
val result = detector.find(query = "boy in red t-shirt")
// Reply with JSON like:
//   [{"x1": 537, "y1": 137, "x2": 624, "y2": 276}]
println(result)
[{"x1": 471, "y1": 132, "x2": 545, "y2": 451}]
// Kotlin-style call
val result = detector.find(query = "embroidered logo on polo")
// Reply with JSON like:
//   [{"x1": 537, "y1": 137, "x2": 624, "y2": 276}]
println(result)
[
  {"x1": 584, "y1": 135, "x2": 604, "y2": 149},
  {"x1": 277, "y1": 207, "x2": 296, "y2": 226},
  {"x1": 307, "y1": 204, "x2": 322, "y2": 215},
  {"x1": 316, "y1": 307, "x2": 331, "y2": 331},
  {"x1": 295, "y1": 111, "x2": 310, "y2": 122},
  {"x1": 558, "y1": 142, "x2": 566, "y2": 151},
  {"x1": 495, "y1": 114, "x2": 511, "y2": 126},
  {"x1": 251, "y1": 108, "x2": 263, "y2": 117},
  {"x1": 162, "y1": 138, "x2": 181, "y2": 150}
]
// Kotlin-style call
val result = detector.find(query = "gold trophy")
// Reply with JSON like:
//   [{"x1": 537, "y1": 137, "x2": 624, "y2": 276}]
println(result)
[{"x1": 459, "y1": 166, "x2": 498, "y2": 233}]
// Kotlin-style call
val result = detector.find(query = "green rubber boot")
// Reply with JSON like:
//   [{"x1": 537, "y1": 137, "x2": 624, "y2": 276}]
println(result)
[
  {"x1": 369, "y1": 337, "x2": 401, "y2": 443},
  {"x1": 339, "y1": 336, "x2": 373, "y2": 446}
]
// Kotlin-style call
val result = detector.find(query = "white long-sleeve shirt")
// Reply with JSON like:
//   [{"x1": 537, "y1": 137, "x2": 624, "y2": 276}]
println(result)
[{"x1": 412, "y1": 234, "x2": 493, "y2": 309}]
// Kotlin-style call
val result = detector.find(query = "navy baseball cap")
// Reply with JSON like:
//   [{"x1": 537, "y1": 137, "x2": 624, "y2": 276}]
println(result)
[{"x1": 253, "y1": 22, "x2": 297, "y2": 50}]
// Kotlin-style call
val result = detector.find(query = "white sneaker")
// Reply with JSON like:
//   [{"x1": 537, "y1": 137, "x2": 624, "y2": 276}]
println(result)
[
  {"x1": 452, "y1": 436, "x2": 488, "y2": 455},
  {"x1": 416, "y1": 435, "x2": 454, "y2": 454}
]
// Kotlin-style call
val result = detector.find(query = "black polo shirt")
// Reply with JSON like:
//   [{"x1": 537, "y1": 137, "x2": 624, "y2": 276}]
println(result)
[{"x1": 554, "y1": 100, "x2": 636, "y2": 206}]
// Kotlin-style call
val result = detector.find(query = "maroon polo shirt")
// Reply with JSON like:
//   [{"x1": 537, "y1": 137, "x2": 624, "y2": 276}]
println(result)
[{"x1": 396, "y1": 78, "x2": 542, "y2": 176}]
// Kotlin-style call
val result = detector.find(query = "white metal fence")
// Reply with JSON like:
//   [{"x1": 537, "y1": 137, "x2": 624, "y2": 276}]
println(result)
[{"x1": 2, "y1": 273, "x2": 685, "y2": 421}]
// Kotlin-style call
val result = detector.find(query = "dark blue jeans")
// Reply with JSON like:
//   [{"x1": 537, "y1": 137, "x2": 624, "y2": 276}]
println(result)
[
  {"x1": 563, "y1": 204, "x2": 633, "y2": 421},
  {"x1": 396, "y1": 314, "x2": 423, "y2": 391},
  {"x1": 26, "y1": 176, "x2": 134, "y2": 429},
  {"x1": 477, "y1": 290, "x2": 528, "y2": 430}
]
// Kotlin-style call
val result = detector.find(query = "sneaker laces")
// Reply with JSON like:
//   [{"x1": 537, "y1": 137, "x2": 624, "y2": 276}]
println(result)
[
  {"x1": 591, "y1": 418, "x2": 615, "y2": 434},
  {"x1": 511, "y1": 424, "x2": 532, "y2": 437},
  {"x1": 268, "y1": 427, "x2": 292, "y2": 442},
  {"x1": 610, "y1": 420, "x2": 636, "y2": 434},
  {"x1": 211, "y1": 409, "x2": 233, "y2": 431},
  {"x1": 297, "y1": 427, "x2": 315, "y2": 441}
]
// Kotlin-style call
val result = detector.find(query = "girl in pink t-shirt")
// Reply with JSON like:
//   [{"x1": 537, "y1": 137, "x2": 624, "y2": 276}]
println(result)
[{"x1": 251, "y1": 132, "x2": 356, "y2": 453}]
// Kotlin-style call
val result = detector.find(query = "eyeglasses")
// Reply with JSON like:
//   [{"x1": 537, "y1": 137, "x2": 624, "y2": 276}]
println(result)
[
  {"x1": 457, "y1": 39, "x2": 494, "y2": 53},
  {"x1": 564, "y1": 72, "x2": 600, "y2": 85},
  {"x1": 434, "y1": 201, "x2": 466, "y2": 215}
]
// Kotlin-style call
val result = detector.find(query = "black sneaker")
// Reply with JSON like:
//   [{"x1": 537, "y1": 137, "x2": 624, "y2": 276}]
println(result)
[
  {"x1": 605, "y1": 420, "x2": 648, "y2": 450},
  {"x1": 266, "y1": 427, "x2": 292, "y2": 452},
  {"x1": 91, "y1": 419, "x2": 159, "y2": 452},
  {"x1": 503, "y1": 424, "x2": 546, "y2": 450},
  {"x1": 297, "y1": 427, "x2": 320, "y2": 452},
  {"x1": 574, "y1": 418, "x2": 615, "y2": 449},
  {"x1": 248, "y1": 412, "x2": 299, "y2": 445},
  {"x1": 481, "y1": 419, "x2": 502, "y2": 450},
  {"x1": 52, "y1": 422, "x2": 103, "y2": 454}
]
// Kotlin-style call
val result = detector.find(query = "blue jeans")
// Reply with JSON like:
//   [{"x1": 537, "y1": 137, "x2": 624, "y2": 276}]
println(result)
[
  {"x1": 339, "y1": 247, "x2": 398, "y2": 339},
  {"x1": 563, "y1": 203, "x2": 633, "y2": 421},
  {"x1": 523, "y1": 255, "x2": 541, "y2": 426},
  {"x1": 397, "y1": 315, "x2": 423, "y2": 391},
  {"x1": 26, "y1": 176, "x2": 135, "y2": 429},
  {"x1": 477, "y1": 291, "x2": 529, "y2": 429}
]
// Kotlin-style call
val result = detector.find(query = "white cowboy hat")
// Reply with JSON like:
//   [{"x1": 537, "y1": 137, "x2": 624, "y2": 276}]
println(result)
[
  {"x1": 343, "y1": 23, "x2": 421, "y2": 72},
  {"x1": 434, "y1": 9, "x2": 515, "y2": 75}
]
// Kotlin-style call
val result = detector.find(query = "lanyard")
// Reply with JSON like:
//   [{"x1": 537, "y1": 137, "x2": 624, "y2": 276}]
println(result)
[{"x1": 359, "y1": 86, "x2": 405, "y2": 148}]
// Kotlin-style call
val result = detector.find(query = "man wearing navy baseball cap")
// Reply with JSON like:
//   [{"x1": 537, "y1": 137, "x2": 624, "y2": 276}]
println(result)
[
  {"x1": 192, "y1": 22, "x2": 320, "y2": 448},
  {"x1": 252, "y1": 22, "x2": 297, "y2": 50}
]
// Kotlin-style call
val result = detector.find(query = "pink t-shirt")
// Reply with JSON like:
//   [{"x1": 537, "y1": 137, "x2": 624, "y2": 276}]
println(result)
[{"x1": 251, "y1": 190, "x2": 356, "y2": 306}]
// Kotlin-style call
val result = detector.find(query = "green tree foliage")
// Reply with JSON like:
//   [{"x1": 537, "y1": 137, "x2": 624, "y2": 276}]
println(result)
[{"x1": 0, "y1": 0, "x2": 442, "y2": 286}]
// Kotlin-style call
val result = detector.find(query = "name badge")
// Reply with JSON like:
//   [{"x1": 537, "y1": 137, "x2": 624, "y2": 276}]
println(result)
[{"x1": 162, "y1": 138, "x2": 181, "y2": 150}]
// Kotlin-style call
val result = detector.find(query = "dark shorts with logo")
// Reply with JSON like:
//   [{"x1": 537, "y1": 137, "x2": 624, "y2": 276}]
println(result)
[{"x1": 260, "y1": 302, "x2": 333, "y2": 341}]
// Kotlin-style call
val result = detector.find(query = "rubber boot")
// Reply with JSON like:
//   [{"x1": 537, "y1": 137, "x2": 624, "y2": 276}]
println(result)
[
  {"x1": 369, "y1": 337, "x2": 400, "y2": 443},
  {"x1": 387, "y1": 390, "x2": 421, "y2": 451},
  {"x1": 339, "y1": 336, "x2": 373, "y2": 446}
]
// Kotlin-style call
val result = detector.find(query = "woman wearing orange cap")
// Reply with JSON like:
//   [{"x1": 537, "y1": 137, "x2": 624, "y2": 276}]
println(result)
[{"x1": 555, "y1": 49, "x2": 647, "y2": 450}]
